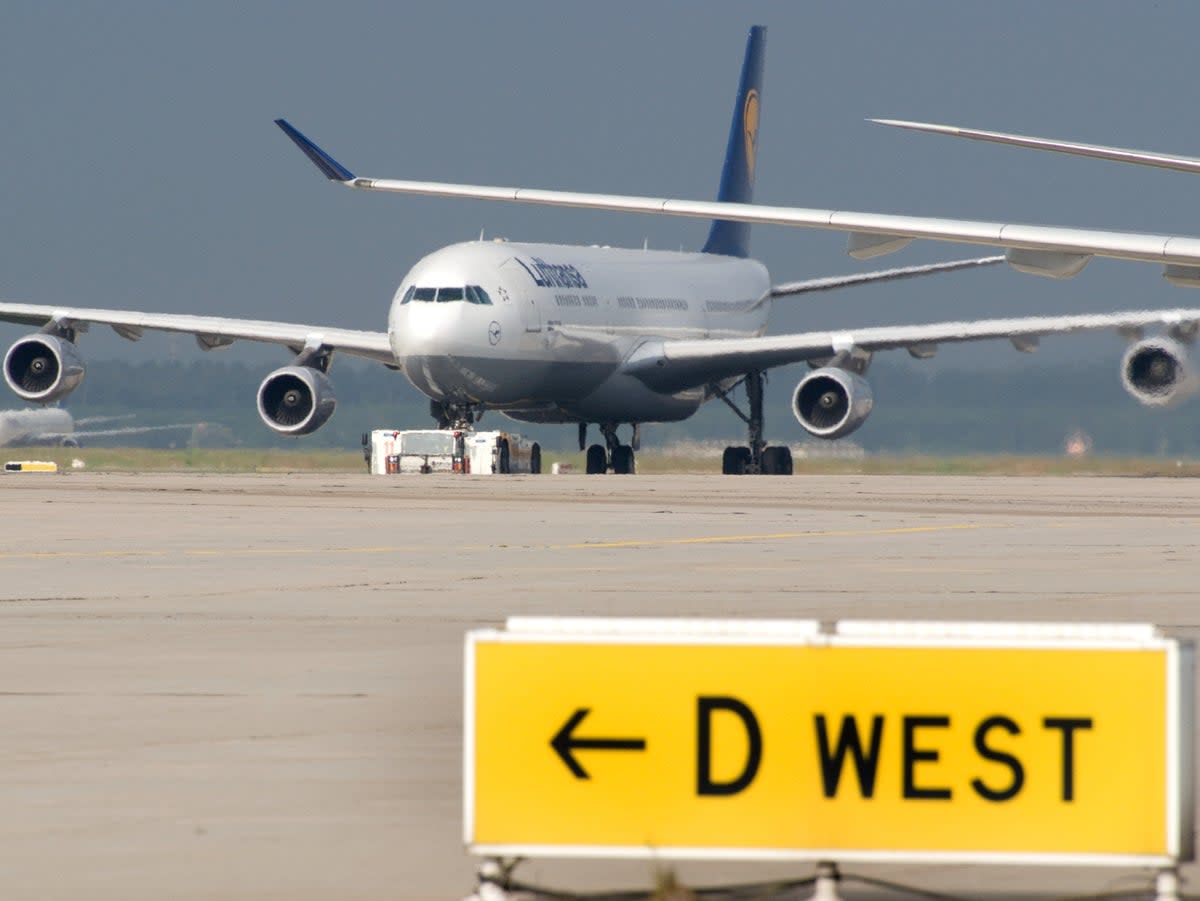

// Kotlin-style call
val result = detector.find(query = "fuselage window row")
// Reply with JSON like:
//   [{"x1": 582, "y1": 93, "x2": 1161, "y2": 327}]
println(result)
[
  {"x1": 705, "y1": 299, "x2": 754, "y2": 313},
  {"x1": 615, "y1": 296, "x2": 689, "y2": 311},
  {"x1": 554, "y1": 294, "x2": 600, "y2": 307}
]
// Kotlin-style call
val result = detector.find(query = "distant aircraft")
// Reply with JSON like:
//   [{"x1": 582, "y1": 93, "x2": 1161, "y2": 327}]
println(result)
[
  {"x1": 1, "y1": 26, "x2": 1198, "y2": 474},
  {"x1": 0, "y1": 407, "x2": 193, "y2": 448}
]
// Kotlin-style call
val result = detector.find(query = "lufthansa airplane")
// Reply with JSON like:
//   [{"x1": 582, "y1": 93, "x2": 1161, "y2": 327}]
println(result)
[
  {"x1": 3, "y1": 27, "x2": 1200, "y2": 475},
  {"x1": 0, "y1": 408, "x2": 193, "y2": 448}
]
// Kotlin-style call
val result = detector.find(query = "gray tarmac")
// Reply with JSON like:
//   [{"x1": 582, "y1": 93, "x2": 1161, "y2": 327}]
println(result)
[{"x1": 0, "y1": 471, "x2": 1197, "y2": 900}]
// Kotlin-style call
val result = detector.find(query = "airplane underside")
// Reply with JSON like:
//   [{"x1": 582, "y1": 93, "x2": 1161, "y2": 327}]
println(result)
[
  {"x1": 403, "y1": 354, "x2": 707, "y2": 423},
  {"x1": 407, "y1": 353, "x2": 792, "y2": 475}
]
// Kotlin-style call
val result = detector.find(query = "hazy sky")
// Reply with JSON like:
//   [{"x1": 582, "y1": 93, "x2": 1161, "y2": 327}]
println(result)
[{"x1": 2, "y1": 2, "x2": 1198, "y2": 372}]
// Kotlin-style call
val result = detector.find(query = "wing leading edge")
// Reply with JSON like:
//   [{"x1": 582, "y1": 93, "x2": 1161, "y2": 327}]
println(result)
[
  {"x1": 40, "y1": 423, "x2": 198, "y2": 442},
  {"x1": 275, "y1": 120, "x2": 1200, "y2": 284},
  {"x1": 620, "y1": 309, "x2": 1200, "y2": 391},
  {"x1": 870, "y1": 118, "x2": 1200, "y2": 177},
  {"x1": 771, "y1": 255, "x2": 1004, "y2": 297},
  {"x1": 0, "y1": 303, "x2": 395, "y2": 366}
]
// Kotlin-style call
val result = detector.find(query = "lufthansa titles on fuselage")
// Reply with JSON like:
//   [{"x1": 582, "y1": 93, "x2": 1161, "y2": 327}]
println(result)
[{"x1": 515, "y1": 257, "x2": 588, "y2": 290}]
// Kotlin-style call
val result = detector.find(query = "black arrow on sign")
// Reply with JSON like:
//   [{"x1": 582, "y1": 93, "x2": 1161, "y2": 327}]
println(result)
[{"x1": 550, "y1": 707, "x2": 646, "y2": 779}]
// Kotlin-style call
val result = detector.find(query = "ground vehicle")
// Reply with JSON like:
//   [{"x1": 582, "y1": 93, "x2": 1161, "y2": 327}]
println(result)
[{"x1": 363, "y1": 429, "x2": 540, "y2": 475}]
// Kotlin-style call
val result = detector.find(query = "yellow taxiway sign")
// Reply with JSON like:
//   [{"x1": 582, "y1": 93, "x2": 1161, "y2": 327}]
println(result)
[{"x1": 465, "y1": 619, "x2": 1192, "y2": 865}]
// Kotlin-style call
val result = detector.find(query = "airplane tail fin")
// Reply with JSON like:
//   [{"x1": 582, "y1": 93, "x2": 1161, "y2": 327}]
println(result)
[{"x1": 701, "y1": 25, "x2": 766, "y2": 259}]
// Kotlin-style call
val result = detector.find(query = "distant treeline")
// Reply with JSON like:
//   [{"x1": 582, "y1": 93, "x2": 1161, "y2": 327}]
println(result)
[{"x1": 55, "y1": 357, "x2": 1200, "y2": 456}]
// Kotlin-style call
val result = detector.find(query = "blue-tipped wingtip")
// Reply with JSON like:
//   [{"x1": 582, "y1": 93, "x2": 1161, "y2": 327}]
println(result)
[{"x1": 274, "y1": 118, "x2": 355, "y2": 182}]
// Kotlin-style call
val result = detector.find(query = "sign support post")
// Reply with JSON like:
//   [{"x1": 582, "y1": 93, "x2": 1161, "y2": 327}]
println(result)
[
  {"x1": 809, "y1": 862, "x2": 841, "y2": 901},
  {"x1": 1156, "y1": 868, "x2": 1179, "y2": 901}
]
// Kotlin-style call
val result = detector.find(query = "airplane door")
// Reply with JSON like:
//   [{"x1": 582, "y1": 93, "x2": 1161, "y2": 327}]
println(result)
[
  {"x1": 501, "y1": 258, "x2": 543, "y2": 333},
  {"x1": 521, "y1": 292, "x2": 542, "y2": 333}
]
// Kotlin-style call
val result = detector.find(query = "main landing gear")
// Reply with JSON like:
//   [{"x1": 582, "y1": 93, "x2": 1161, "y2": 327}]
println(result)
[
  {"x1": 580, "y1": 422, "x2": 638, "y2": 474},
  {"x1": 714, "y1": 369, "x2": 792, "y2": 475}
]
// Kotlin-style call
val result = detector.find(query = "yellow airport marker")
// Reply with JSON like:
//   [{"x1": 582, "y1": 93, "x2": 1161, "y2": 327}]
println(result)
[
  {"x1": 4, "y1": 461, "x2": 58, "y2": 473},
  {"x1": 466, "y1": 619, "x2": 1193, "y2": 867}
]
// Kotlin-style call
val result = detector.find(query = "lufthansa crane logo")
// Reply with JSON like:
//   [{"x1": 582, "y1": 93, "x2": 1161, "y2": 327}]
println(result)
[
  {"x1": 488, "y1": 321, "x2": 502, "y2": 345},
  {"x1": 743, "y1": 88, "x2": 760, "y2": 180}
]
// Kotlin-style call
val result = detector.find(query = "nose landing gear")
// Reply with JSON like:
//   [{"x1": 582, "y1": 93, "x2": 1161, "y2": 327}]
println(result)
[{"x1": 430, "y1": 400, "x2": 482, "y2": 430}]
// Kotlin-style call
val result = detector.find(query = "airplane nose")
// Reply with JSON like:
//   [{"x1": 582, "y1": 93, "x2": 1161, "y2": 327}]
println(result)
[
  {"x1": 404, "y1": 303, "x2": 447, "y2": 349},
  {"x1": 393, "y1": 282, "x2": 514, "y2": 351}
]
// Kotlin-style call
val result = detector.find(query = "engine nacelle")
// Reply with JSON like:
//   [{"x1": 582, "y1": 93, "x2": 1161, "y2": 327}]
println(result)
[
  {"x1": 792, "y1": 367, "x2": 874, "y2": 439},
  {"x1": 3, "y1": 335, "x2": 86, "y2": 403},
  {"x1": 256, "y1": 366, "x2": 336, "y2": 436},
  {"x1": 1121, "y1": 337, "x2": 1198, "y2": 407}
]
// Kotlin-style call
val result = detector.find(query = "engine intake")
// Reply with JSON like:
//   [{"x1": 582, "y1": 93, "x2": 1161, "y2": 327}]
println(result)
[
  {"x1": 3, "y1": 335, "x2": 86, "y2": 403},
  {"x1": 256, "y1": 366, "x2": 336, "y2": 435},
  {"x1": 793, "y1": 367, "x2": 874, "y2": 439},
  {"x1": 1121, "y1": 337, "x2": 1197, "y2": 407}
]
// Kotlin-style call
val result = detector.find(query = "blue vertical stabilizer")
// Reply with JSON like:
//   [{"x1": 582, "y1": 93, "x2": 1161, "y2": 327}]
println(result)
[{"x1": 701, "y1": 26, "x2": 766, "y2": 258}]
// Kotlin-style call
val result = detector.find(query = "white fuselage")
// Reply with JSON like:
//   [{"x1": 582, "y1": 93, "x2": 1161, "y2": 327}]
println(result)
[
  {"x1": 387, "y1": 241, "x2": 770, "y2": 423},
  {"x1": 0, "y1": 407, "x2": 73, "y2": 446}
]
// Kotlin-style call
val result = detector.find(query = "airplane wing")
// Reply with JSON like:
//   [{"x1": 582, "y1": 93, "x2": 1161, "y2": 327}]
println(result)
[
  {"x1": 0, "y1": 303, "x2": 395, "y2": 366},
  {"x1": 869, "y1": 118, "x2": 1200, "y2": 176},
  {"x1": 275, "y1": 120, "x2": 1200, "y2": 285},
  {"x1": 40, "y1": 423, "x2": 197, "y2": 441},
  {"x1": 619, "y1": 308, "x2": 1200, "y2": 390},
  {"x1": 74, "y1": 413, "x2": 136, "y2": 426},
  {"x1": 770, "y1": 255, "x2": 1004, "y2": 297}
]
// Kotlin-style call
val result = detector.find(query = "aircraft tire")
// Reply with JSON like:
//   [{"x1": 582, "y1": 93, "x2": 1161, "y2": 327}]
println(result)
[
  {"x1": 721, "y1": 446, "x2": 736, "y2": 474},
  {"x1": 722, "y1": 446, "x2": 747, "y2": 475},
  {"x1": 762, "y1": 445, "x2": 793, "y2": 475},
  {"x1": 530, "y1": 443, "x2": 541, "y2": 474},
  {"x1": 586, "y1": 444, "x2": 607, "y2": 474},
  {"x1": 612, "y1": 444, "x2": 635, "y2": 475},
  {"x1": 775, "y1": 445, "x2": 794, "y2": 475},
  {"x1": 498, "y1": 440, "x2": 511, "y2": 474}
]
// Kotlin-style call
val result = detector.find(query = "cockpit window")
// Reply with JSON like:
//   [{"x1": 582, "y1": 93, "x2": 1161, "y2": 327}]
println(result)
[
  {"x1": 466, "y1": 285, "x2": 494, "y2": 305},
  {"x1": 405, "y1": 286, "x2": 491, "y2": 304}
]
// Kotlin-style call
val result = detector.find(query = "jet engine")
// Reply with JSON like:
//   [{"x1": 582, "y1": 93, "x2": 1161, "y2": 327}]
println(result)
[
  {"x1": 3, "y1": 335, "x2": 86, "y2": 403},
  {"x1": 1121, "y1": 337, "x2": 1198, "y2": 407},
  {"x1": 256, "y1": 365, "x2": 337, "y2": 435},
  {"x1": 792, "y1": 367, "x2": 874, "y2": 439}
]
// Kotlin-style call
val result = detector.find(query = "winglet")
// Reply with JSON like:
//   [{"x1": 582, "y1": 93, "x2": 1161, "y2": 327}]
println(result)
[{"x1": 274, "y1": 119, "x2": 356, "y2": 182}]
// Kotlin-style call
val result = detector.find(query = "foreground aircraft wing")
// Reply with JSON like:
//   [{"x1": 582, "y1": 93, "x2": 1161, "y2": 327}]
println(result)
[
  {"x1": 770, "y1": 255, "x2": 1004, "y2": 297},
  {"x1": 620, "y1": 308, "x2": 1200, "y2": 390},
  {"x1": 0, "y1": 303, "x2": 395, "y2": 366},
  {"x1": 870, "y1": 119, "x2": 1200, "y2": 176},
  {"x1": 276, "y1": 120, "x2": 1200, "y2": 284}
]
